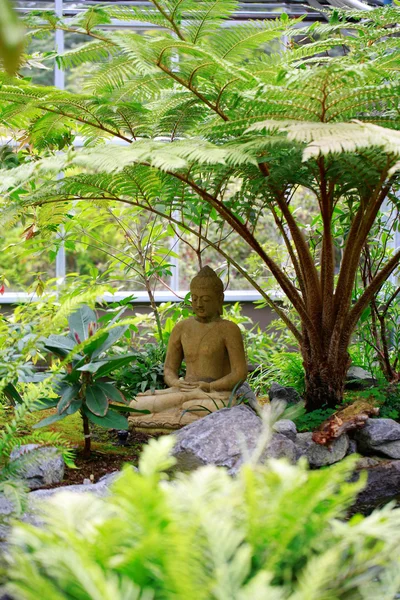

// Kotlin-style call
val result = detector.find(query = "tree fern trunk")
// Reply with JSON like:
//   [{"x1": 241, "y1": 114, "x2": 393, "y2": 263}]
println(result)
[{"x1": 303, "y1": 351, "x2": 351, "y2": 411}]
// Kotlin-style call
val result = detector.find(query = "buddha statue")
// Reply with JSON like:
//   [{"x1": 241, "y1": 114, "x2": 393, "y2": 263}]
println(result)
[{"x1": 129, "y1": 266, "x2": 248, "y2": 432}]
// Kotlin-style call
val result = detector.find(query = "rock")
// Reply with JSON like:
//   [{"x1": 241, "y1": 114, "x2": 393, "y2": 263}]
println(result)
[
  {"x1": 295, "y1": 432, "x2": 349, "y2": 467},
  {"x1": 351, "y1": 457, "x2": 400, "y2": 514},
  {"x1": 28, "y1": 470, "x2": 122, "y2": 505},
  {"x1": 354, "y1": 418, "x2": 400, "y2": 447},
  {"x1": 273, "y1": 419, "x2": 297, "y2": 441},
  {"x1": 346, "y1": 366, "x2": 376, "y2": 390},
  {"x1": 236, "y1": 381, "x2": 259, "y2": 411},
  {"x1": 268, "y1": 382, "x2": 301, "y2": 405},
  {"x1": 347, "y1": 439, "x2": 358, "y2": 455},
  {"x1": 172, "y1": 405, "x2": 298, "y2": 473},
  {"x1": 10, "y1": 444, "x2": 64, "y2": 490},
  {"x1": 263, "y1": 434, "x2": 297, "y2": 462},
  {"x1": 172, "y1": 405, "x2": 262, "y2": 472}
]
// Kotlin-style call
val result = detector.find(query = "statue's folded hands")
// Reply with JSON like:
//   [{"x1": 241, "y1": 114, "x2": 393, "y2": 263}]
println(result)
[{"x1": 129, "y1": 266, "x2": 248, "y2": 432}]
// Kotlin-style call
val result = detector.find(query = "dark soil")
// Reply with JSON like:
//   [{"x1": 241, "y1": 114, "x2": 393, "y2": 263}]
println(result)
[{"x1": 43, "y1": 430, "x2": 159, "y2": 489}]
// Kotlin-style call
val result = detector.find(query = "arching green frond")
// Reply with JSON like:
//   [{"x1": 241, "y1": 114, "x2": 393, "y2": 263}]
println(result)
[
  {"x1": 27, "y1": 112, "x2": 74, "y2": 151},
  {"x1": 68, "y1": 6, "x2": 112, "y2": 33},
  {"x1": 56, "y1": 40, "x2": 116, "y2": 70},
  {"x1": 208, "y1": 17, "x2": 299, "y2": 61},
  {"x1": 247, "y1": 119, "x2": 400, "y2": 163},
  {"x1": 105, "y1": 4, "x2": 176, "y2": 32},
  {"x1": 182, "y1": 0, "x2": 238, "y2": 43},
  {"x1": 86, "y1": 55, "x2": 140, "y2": 94}
]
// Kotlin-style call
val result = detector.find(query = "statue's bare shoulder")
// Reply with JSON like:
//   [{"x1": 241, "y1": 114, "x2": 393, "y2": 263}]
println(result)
[{"x1": 219, "y1": 318, "x2": 243, "y2": 335}]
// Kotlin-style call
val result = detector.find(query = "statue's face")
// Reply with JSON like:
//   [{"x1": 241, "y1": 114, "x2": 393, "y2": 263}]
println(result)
[{"x1": 190, "y1": 285, "x2": 223, "y2": 322}]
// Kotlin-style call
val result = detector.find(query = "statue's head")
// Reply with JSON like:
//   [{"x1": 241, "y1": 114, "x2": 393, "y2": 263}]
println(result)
[{"x1": 190, "y1": 266, "x2": 224, "y2": 321}]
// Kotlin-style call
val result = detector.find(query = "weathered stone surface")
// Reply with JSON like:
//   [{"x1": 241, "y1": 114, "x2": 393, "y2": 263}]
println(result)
[
  {"x1": 172, "y1": 405, "x2": 298, "y2": 473},
  {"x1": 351, "y1": 457, "x2": 400, "y2": 514},
  {"x1": 263, "y1": 434, "x2": 297, "y2": 463},
  {"x1": 10, "y1": 444, "x2": 64, "y2": 490},
  {"x1": 346, "y1": 366, "x2": 376, "y2": 390},
  {"x1": 295, "y1": 432, "x2": 349, "y2": 467},
  {"x1": 273, "y1": 419, "x2": 297, "y2": 441},
  {"x1": 366, "y1": 440, "x2": 400, "y2": 459},
  {"x1": 347, "y1": 439, "x2": 358, "y2": 455},
  {"x1": 236, "y1": 382, "x2": 259, "y2": 411},
  {"x1": 268, "y1": 382, "x2": 301, "y2": 405},
  {"x1": 172, "y1": 405, "x2": 262, "y2": 472},
  {"x1": 354, "y1": 418, "x2": 400, "y2": 446}
]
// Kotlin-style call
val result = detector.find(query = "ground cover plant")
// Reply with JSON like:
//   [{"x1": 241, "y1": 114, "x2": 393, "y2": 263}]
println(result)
[
  {"x1": 1, "y1": 4, "x2": 400, "y2": 410},
  {"x1": 5, "y1": 412, "x2": 400, "y2": 600}
]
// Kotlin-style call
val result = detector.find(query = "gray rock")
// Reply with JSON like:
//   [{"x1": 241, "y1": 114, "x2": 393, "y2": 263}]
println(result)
[
  {"x1": 347, "y1": 439, "x2": 358, "y2": 455},
  {"x1": 173, "y1": 405, "x2": 263, "y2": 472},
  {"x1": 263, "y1": 434, "x2": 297, "y2": 463},
  {"x1": 273, "y1": 419, "x2": 297, "y2": 441},
  {"x1": 295, "y1": 432, "x2": 349, "y2": 467},
  {"x1": 10, "y1": 444, "x2": 64, "y2": 490},
  {"x1": 354, "y1": 419, "x2": 400, "y2": 452},
  {"x1": 172, "y1": 406, "x2": 298, "y2": 474},
  {"x1": 235, "y1": 382, "x2": 259, "y2": 411},
  {"x1": 367, "y1": 440, "x2": 400, "y2": 459},
  {"x1": 28, "y1": 469, "x2": 123, "y2": 504},
  {"x1": 269, "y1": 382, "x2": 301, "y2": 405},
  {"x1": 346, "y1": 366, "x2": 376, "y2": 390},
  {"x1": 351, "y1": 457, "x2": 400, "y2": 514}
]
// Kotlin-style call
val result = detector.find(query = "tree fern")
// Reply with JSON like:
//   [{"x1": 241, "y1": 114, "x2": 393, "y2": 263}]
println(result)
[{"x1": 1, "y1": 4, "x2": 400, "y2": 411}]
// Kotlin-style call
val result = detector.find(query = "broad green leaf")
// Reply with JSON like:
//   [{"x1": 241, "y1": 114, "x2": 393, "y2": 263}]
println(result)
[
  {"x1": 85, "y1": 384, "x2": 109, "y2": 416},
  {"x1": 57, "y1": 384, "x2": 81, "y2": 414},
  {"x1": 77, "y1": 354, "x2": 137, "y2": 377},
  {"x1": 109, "y1": 403, "x2": 151, "y2": 414},
  {"x1": 30, "y1": 397, "x2": 59, "y2": 411},
  {"x1": 66, "y1": 398, "x2": 83, "y2": 415},
  {"x1": 68, "y1": 306, "x2": 96, "y2": 343},
  {"x1": 91, "y1": 325, "x2": 128, "y2": 358},
  {"x1": 45, "y1": 334, "x2": 77, "y2": 357},
  {"x1": 33, "y1": 413, "x2": 67, "y2": 429},
  {"x1": 3, "y1": 382, "x2": 23, "y2": 405},
  {"x1": 77, "y1": 360, "x2": 108, "y2": 374},
  {"x1": 95, "y1": 381, "x2": 127, "y2": 403},
  {"x1": 82, "y1": 406, "x2": 128, "y2": 429},
  {"x1": 81, "y1": 332, "x2": 109, "y2": 356},
  {"x1": 93, "y1": 354, "x2": 137, "y2": 379}
]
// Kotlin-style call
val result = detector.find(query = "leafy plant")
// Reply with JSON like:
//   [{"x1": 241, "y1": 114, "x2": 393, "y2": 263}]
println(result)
[
  {"x1": 1, "y1": 5, "x2": 400, "y2": 412},
  {"x1": 358, "y1": 383, "x2": 400, "y2": 420},
  {"x1": 249, "y1": 351, "x2": 305, "y2": 397},
  {"x1": 5, "y1": 416, "x2": 400, "y2": 600},
  {"x1": 34, "y1": 305, "x2": 149, "y2": 458},
  {"x1": 293, "y1": 407, "x2": 336, "y2": 433}
]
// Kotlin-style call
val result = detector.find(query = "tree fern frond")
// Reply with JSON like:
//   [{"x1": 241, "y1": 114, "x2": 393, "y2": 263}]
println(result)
[
  {"x1": 106, "y1": 4, "x2": 174, "y2": 31},
  {"x1": 56, "y1": 40, "x2": 116, "y2": 70},
  {"x1": 183, "y1": 0, "x2": 238, "y2": 44},
  {"x1": 208, "y1": 17, "x2": 297, "y2": 61},
  {"x1": 86, "y1": 55, "x2": 143, "y2": 95},
  {"x1": 247, "y1": 119, "x2": 400, "y2": 163}
]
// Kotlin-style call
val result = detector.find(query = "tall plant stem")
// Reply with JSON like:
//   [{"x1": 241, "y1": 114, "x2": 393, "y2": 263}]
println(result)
[{"x1": 81, "y1": 411, "x2": 91, "y2": 459}]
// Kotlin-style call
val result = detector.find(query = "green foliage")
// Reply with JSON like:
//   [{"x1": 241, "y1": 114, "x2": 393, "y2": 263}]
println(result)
[
  {"x1": 5, "y1": 426, "x2": 400, "y2": 599},
  {"x1": 358, "y1": 383, "x2": 400, "y2": 420},
  {"x1": 293, "y1": 407, "x2": 336, "y2": 433},
  {"x1": 1, "y1": 4, "x2": 400, "y2": 409},
  {"x1": 249, "y1": 352, "x2": 305, "y2": 397},
  {"x1": 0, "y1": 0, "x2": 24, "y2": 75},
  {"x1": 34, "y1": 305, "x2": 150, "y2": 456}
]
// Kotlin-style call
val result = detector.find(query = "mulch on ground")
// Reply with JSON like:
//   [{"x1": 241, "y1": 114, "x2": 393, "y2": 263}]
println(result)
[{"x1": 43, "y1": 430, "x2": 159, "y2": 489}]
